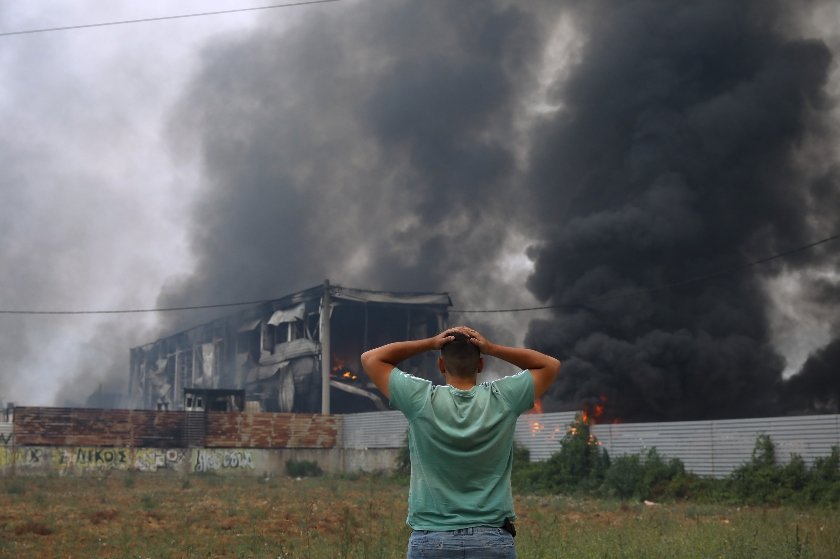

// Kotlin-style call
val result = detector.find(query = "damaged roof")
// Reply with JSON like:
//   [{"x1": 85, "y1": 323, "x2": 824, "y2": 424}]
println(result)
[{"x1": 132, "y1": 283, "x2": 452, "y2": 350}]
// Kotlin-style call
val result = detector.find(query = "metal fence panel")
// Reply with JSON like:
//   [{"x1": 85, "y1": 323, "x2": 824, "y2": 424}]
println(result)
[
  {"x1": 518, "y1": 413, "x2": 840, "y2": 477},
  {"x1": 592, "y1": 420, "x2": 718, "y2": 476},
  {"x1": 342, "y1": 410, "x2": 407, "y2": 449},
  {"x1": 515, "y1": 412, "x2": 577, "y2": 461},
  {"x1": 342, "y1": 411, "x2": 840, "y2": 478},
  {"x1": 707, "y1": 415, "x2": 840, "y2": 477}
]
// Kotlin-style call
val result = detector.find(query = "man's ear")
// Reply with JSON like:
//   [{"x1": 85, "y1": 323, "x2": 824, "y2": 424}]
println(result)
[
  {"x1": 476, "y1": 357, "x2": 484, "y2": 374},
  {"x1": 438, "y1": 356, "x2": 447, "y2": 376}
]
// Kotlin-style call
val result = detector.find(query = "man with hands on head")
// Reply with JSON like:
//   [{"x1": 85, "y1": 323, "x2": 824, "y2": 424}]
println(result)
[{"x1": 361, "y1": 326, "x2": 561, "y2": 559}]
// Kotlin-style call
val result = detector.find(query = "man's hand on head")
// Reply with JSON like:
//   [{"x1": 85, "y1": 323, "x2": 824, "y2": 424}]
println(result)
[
  {"x1": 464, "y1": 327, "x2": 492, "y2": 354},
  {"x1": 432, "y1": 329, "x2": 457, "y2": 349},
  {"x1": 443, "y1": 326, "x2": 493, "y2": 355}
]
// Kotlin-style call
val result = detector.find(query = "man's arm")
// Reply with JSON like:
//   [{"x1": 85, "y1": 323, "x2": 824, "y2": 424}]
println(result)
[
  {"x1": 461, "y1": 326, "x2": 561, "y2": 399},
  {"x1": 360, "y1": 330, "x2": 455, "y2": 399}
]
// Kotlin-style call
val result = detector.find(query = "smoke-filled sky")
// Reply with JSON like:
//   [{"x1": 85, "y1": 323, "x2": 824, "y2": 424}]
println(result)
[{"x1": 1, "y1": 0, "x2": 838, "y2": 421}]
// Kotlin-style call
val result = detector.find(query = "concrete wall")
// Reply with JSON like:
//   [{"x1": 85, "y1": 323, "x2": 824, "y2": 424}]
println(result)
[
  {"x1": 0, "y1": 446, "x2": 344, "y2": 476},
  {"x1": 0, "y1": 446, "x2": 402, "y2": 477},
  {"x1": 0, "y1": 422, "x2": 11, "y2": 448}
]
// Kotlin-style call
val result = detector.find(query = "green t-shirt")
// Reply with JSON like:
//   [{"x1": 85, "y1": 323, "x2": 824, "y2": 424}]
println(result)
[{"x1": 389, "y1": 368, "x2": 535, "y2": 531}]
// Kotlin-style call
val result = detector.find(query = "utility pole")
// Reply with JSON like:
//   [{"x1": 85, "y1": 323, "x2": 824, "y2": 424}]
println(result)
[{"x1": 320, "y1": 279, "x2": 331, "y2": 415}]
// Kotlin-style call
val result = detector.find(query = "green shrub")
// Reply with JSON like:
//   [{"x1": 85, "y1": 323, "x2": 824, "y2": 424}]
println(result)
[
  {"x1": 285, "y1": 459, "x2": 323, "y2": 478},
  {"x1": 603, "y1": 454, "x2": 641, "y2": 500},
  {"x1": 730, "y1": 434, "x2": 783, "y2": 504},
  {"x1": 512, "y1": 442, "x2": 552, "y2": 493},
  {"x1": 540, "y1": 413, "x2": 610, "y2": 493},
  {"x1": 657, "y1": 471, "x2": 714, "y2": 501},
  {"x1": 512, "y1": 441, "x2": 531, "y2": 467},
  {"x1": 514, "y1": 432, "x2": 840, "y2": 506},
  {"x1": 641, "y1": 448, "x2": 687, "y2": 499},
  {"x1": 812, "y1": 447, "x2": 840, "y2": 482},
  {"x1": 602, "y1": 448, "x2": 688, "y2": 501},
  {"x1": 752, "y1": 433, "x2": 777, "y2": 468},
  {"x1": 781, "y1": 454, "x2": 810, "y2": 493},
  {"x1": 728, "y1": 435, "x2": 839, "y2": 505},
  {"x1": 807, "y1": 447, "x2": 840, "y2": 505}
]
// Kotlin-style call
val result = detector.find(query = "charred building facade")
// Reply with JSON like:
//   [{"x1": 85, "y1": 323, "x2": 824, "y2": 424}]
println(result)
[{"x1": 129, "y1": 282, "x2": 451, "y2": 414}]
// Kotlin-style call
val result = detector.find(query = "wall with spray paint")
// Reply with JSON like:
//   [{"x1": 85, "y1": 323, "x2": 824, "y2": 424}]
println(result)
[
  {"x1": 0, "y1": 446, "x2": 343, "y2": 476},
  {"x1": 1, "y1": 408, "x2": 343, "y2": 476},
  {"x1": 0, "y1": 422, "x2": 12, "y2": 448}
]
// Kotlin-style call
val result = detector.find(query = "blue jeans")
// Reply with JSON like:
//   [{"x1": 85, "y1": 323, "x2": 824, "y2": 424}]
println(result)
[{"x1": 406, "y1": 526, "x2": 516, "y2": 558}]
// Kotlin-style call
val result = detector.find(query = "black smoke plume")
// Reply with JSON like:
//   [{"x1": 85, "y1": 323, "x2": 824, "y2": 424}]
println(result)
[
  {"x1": 161, "y1": 0, "x2": 545, "y2": 335},
  {"x1": 160, "y1": 0, "x2": 839, "y2": 420},
  {"x1": 523, "y1": 0, "x2": 839, "y2": 420}
]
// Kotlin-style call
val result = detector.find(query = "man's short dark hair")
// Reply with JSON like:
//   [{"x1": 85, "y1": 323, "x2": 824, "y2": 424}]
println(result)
[{"x1": 441, "y1": 332, "x2": 480, "y2": 377}]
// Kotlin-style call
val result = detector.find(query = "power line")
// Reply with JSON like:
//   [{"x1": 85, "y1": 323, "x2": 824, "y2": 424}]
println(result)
[
  {"x1": 449, "y1": 231, "x2": 840, "y2": 314},
  {"x1": 0, "y1": 0, "x2": 341, "y2": 38},
  {"x1": 0, "y1": 299, "x2": 274, "y2": 316},
  {"x1": 0, "y1": 232, "x2": 837, "y2": 316}
]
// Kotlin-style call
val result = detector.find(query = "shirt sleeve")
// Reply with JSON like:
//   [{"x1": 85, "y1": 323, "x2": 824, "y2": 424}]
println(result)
[
  {"x1": 494, "y1": 370, "x2": 535, "y2": 415},
  {"x1": 388, "y1": 368, "x2": 433, "y2": 420}
]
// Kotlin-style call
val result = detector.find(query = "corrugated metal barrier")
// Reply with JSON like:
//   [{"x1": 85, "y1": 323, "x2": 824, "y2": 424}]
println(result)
[
  {"x1": 343, "y1": 411, "x2": 840, "y2": 478},
  {"x1": 343, "y1": 411, "x2": 407, "y2": 449}
]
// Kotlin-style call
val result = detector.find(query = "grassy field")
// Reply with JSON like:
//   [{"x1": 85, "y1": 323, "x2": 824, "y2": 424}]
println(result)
[{"x1": 2, "y1": 473, "x2": 840, "y2": 558}]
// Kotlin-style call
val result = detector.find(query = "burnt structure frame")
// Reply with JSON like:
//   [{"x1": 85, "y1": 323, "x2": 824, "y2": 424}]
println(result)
[{"x1": 129, "y1": 282, "x2": 451, "y2": 414}]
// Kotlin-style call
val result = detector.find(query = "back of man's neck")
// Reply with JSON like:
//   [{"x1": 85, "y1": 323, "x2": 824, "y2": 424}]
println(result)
[{"x1": 445, "y1": 375, "x2": 477, "y2": 390}]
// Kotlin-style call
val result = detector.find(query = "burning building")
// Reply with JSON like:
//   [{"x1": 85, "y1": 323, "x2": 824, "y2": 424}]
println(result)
[{"x1": 129, "y1": 282, "x2": 451, "y2": 414}]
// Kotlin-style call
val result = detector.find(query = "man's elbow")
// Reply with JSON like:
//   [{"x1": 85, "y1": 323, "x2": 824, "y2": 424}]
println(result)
[
  {"x1": 360, "y1": 350, "x2": 375, "y2": 373},
  {"x1": 547, "y1": 357, "x2": 561, "y2": 383}
]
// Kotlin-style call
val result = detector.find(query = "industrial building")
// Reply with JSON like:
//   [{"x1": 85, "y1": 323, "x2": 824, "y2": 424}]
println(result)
[{"x1": 128, "y1": 282, "x2": 451, "y2": 414}]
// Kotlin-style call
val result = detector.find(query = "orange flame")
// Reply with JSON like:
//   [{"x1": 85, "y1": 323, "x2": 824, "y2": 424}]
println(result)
[
  {"x1": 331, "y1": 357, "x2": 359, "y2": 381},
  {"x1": 581, "y1": 394, "x2": 608, "y2": 425}
]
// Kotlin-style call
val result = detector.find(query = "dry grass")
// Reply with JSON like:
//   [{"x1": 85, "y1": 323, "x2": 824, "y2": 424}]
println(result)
[{"x1": 1, "y1": 474, "x2": 840, "y2": 558}]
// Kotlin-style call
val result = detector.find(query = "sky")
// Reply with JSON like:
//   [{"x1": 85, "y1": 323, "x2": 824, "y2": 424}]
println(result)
[
  {"x1": 0, "y1": 1, "x2": 267, "y2": 405},
  {"x1": 1, "y1": 0, "x2": 838, "y2": 421}
]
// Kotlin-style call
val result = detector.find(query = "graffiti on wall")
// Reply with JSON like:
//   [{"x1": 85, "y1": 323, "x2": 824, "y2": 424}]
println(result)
[
  {"x1": 0, "y1": 432, "x2": 12, "y2": 446},
  {"x1": 134, "y1": 449, "x2": 186, "y2": 472},
  {"x1": 194, "y1": 449, "x2": 255, "y2": 473},
  {"x1": 0, "y1": 448, "x2": 13, "y2": 468},
  {"x1": 60, "y1": 448, "x2": 130, "y2": 468},
  {"x1": 1, "y1": 447, "x2": 179, "y2": 472},
  {"x1": 1, "y1": 446, "x2": 266, "y2": 476},
  {"x1": 0, "y1": 447, "x2": 56, "y2": 470},
  {"x1": 25, "y1": 448, "x2": 51, "y2": 465}
]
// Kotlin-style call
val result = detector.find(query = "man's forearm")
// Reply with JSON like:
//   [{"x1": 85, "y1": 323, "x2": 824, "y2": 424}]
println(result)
[
  {"x1": 361, "y1": 330, "x2": 456, "y2": 398},
  {"x1": 361, "y1": 337, "x2": 437, "y2": 368},
  {"x1": 483, "y1": 343, "x2": 560, "y2": 373},
  {"x1": 480, "y1": 340, "x2": 561, "y2": 399}
]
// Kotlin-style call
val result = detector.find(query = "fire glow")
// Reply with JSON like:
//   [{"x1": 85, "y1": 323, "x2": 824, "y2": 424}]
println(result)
[
  {"x1": 581, "y1": 394, "x2": 622, "y2": 426},
  {"x1": 526, "y1": 398, "x2": 563, "y2": 440},
  {"x1": 331, "y1": 357, "x2": 359, "y2": 381},
  {"x1": 581, "y1": 395, "x2": 607, "y2": 425},
  {"x1": 528, "y1": 398, "x2": 544, "y2": 434}
]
